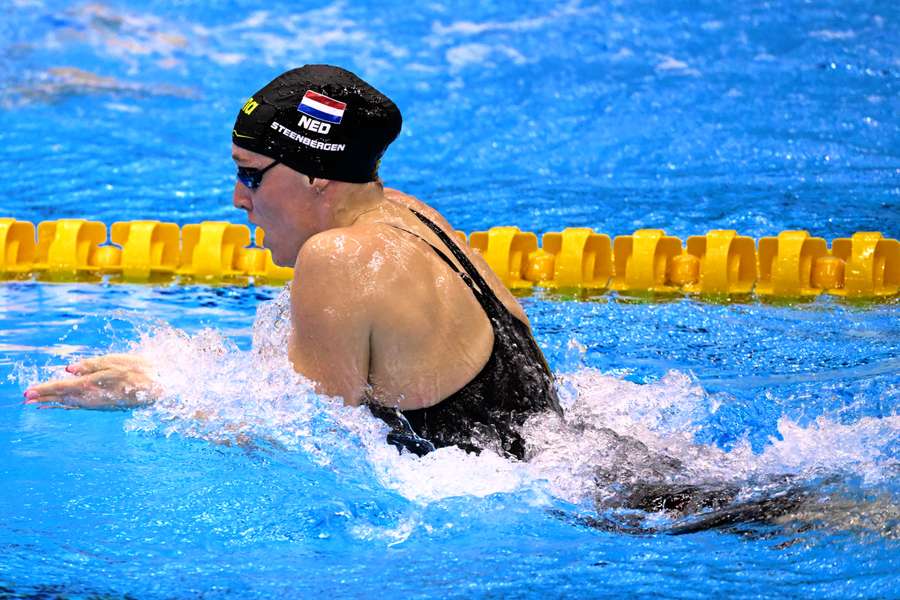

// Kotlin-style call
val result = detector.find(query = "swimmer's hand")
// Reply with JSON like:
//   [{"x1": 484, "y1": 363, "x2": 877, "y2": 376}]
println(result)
[{"x1": 23, "y1": 354, "x2": 162, "y2": 410}]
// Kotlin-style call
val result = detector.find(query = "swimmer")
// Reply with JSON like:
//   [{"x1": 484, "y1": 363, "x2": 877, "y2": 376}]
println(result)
[
  {"x1": 24, "y1": 64, "x2": 563, "y2": 460},
  {"x1": 21, "y1": 66, "x2": 857, "y2": 533}
]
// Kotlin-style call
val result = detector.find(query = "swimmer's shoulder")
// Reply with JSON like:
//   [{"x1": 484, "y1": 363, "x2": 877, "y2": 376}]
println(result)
[
  {"x1": 383, "y1": 187, "x2": 457, "y2": 232},
  {"x1": 295, "y1": 189, "x2": 444, "y2": 281},
  {"x1": 293, "y1": 224, "x2": 408, "y2": 309},
  {"x1": 297, "y1": 227, "x2": 385, "y2": 276}
]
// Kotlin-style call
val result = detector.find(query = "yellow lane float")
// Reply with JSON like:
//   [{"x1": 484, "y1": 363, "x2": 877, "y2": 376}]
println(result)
[
  {"x1": 0, "y1": 217, "x2": 897, "y2": 300},
  {"x1": 610, "y1": 229, "x2": 683, "y2": 293},
  {"x1": 757, "y1": 231, "x2": 829, "y2": 297},
  {"x1": 178, "y1": 221, "x2": 251, "y2": 279},
  {"x1": 830, "y1": 232, "x2": 899, "y2": 297},
  {"x1": 110, "y1": 220, "x2": 181, "y2": 280},
  {"x1": 530, "y1": 228, "x2": 611, "y2": 290},
  {"x1": 35, "y1": 219, "x2": 107, "y2": 278},
  {"x1": 0, "y1": 218, "x2": 36, "y2": 276},
  {"x1": 469, "y1": 226, "x2": 537, "y2": 289},
  {"x1": 683, "y1": 230, "x2": 757, "y2": 295}
]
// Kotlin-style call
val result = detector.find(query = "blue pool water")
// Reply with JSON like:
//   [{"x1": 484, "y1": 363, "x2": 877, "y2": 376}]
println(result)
[{"x1": 1, "y1": 1, "x2": 899, "y2": 598}]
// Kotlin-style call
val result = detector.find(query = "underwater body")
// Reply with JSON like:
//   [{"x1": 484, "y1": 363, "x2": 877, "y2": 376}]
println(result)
[{"x1": 1, "y1": 0, "x2": 899, "y2": 598}]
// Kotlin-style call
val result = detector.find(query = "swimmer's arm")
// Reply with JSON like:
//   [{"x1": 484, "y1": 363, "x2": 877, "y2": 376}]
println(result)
[
  {"x1": 288, "y1": 231, "x2": 374, "y2": 407},
  {"x1": 23, "y1": 353, "x2": 161, "y2": 410}
]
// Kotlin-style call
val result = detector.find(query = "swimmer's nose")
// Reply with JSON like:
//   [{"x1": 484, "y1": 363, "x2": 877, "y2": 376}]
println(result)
[{"x1": 233, "y1": 180, "x2": 253, "y2": 212}]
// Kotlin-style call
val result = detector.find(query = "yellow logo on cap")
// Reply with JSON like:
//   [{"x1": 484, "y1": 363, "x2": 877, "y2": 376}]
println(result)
[{"x1": 241, "y1": 98, "x2": 259, "y2": 115}]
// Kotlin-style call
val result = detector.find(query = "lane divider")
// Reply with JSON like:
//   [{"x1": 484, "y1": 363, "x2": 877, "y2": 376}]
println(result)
[{"x1": 0, "y1": 218, "x2": 897, "y2": 298}]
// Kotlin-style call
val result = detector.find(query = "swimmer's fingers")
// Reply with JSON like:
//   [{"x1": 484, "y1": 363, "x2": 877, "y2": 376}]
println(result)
[
  {"x1": 24, "y1": 373, "x2": 107, "y2": 409},
  {"x1": 36, "y1": 400, "x2": 80, "y2": 410},
  {"x1": 25, "y1": 373, "x2": 97, "y2": 402},
  {"x1": 26, "y1": 355, "x2": 161, "y2": 410},
  {"x1": 22, "y1": 391, "x2": 65, "y2": 407},
  {"x1": 24, "y1": 370, "x2": 152, "y2": 410},
  {"x1": 66, "y1": 353, "x2": 146, "y2": 376}
]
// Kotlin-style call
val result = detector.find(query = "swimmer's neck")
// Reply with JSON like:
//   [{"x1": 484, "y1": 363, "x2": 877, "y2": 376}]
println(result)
[{"x1": 327, "y1": 180, "x2": 390, "y2": 228}]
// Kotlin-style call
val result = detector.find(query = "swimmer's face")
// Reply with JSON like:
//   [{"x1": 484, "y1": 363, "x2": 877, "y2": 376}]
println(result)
[{"x1": 232, "y1": 144, "x2": 325, "y2": 267}]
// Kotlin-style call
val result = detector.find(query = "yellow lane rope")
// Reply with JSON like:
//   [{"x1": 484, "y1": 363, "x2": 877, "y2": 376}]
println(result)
[{"x1": 1, "y1": 218, "x2": 897, "y2": 298}]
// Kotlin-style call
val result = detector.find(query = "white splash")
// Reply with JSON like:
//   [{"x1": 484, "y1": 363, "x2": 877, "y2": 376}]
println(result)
[
  {"x1": 121, "y1": 287, "x2": 529, "y2": 502},
  {"x1": 446, "y1": 43, "x2": 527, "y2": 71},
  {"x1": 431, "y1": 0, "x2": 601, "y2": 37},
  {"x1": 655, "y1": 56, "x2": 701, "y2": 76},
  {"x1": 116, "y1": 289, "x2": 898, "y2": 513},
  {"x1": 810, "y1": 29, "x2": 857, "y2": 40},
  {"x1": 523, "y1": 369, "x2": 900, "y2": 505}
]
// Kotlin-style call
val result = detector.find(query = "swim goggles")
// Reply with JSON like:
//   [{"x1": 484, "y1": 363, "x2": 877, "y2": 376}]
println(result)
[{"x1": 237, "y1": 160, "x2": 279, "y2": 190}]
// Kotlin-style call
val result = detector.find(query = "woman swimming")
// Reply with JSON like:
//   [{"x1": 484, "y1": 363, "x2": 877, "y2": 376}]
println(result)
[{"x1": 24, "y1": 64, "x2": 562, "y2": 459}]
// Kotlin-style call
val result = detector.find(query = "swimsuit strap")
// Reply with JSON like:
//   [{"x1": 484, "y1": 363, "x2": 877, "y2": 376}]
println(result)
[
  {"x1": 405, "y1": 208, "x2": 507, "y2": 314},
  {"x1": 383, "y1": 223, "x2": 486, "y2": 304}
]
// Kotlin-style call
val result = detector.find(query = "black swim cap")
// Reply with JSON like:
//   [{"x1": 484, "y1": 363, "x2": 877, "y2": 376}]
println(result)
[{"x1": 232, "y1": 65, "x2": 402, "y2": 184}]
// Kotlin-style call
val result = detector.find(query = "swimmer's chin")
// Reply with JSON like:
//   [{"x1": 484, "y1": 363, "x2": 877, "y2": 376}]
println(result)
[
  {"x1": 257, "y1": 237, "x2": 291, "y2": 267},
  {"x1": 269, "y1": 237, "x2": 311, "y2": 267},
  {"x1": 270, "y1": 249, "x2": 299, "y2": 268}
]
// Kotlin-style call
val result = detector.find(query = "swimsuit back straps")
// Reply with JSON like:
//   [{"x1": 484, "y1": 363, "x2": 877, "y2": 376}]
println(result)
[
  {"x1": 371, "y1": 207, "x2": 561, "y2": 459},
  {"x1": 386, "y1": 208, "x2": 507, "y2": 320}
]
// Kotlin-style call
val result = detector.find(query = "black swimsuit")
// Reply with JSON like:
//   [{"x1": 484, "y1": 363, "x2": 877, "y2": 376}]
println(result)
[{"x1": 367, "y1": 209, "x2": 562, "y2": 460}]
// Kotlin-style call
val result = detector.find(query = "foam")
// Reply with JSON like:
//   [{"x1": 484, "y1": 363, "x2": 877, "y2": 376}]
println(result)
[
  {"x1": 523, "y1": 368, "x2": 900, "y2": 505},
  {"x1": 106, "y1": 288, "x2": 900, "y2": 515},
  {"x1": 21, "y1": 3, "x2": 377, "y2": 82},
  {"x1": 431, "y1": 1, "x2": 601, "y2": 37},
  {"x1": 446, "y1": 43, "x2": 527, "y2": 71},
  {"x1": 118, "y1": 287, "x2": 531, "y2": 502},
  {"x1": 810, "y1": 30, "x2": 857, "y2": 40},
  {"x1": 655, "y1": 56, "x2": 701, "y2": 76}
]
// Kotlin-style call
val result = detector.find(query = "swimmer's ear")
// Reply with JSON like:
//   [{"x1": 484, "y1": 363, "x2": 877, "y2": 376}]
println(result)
[{"x1": 310, "y1": 177, "x2": 333, "y2": 195}]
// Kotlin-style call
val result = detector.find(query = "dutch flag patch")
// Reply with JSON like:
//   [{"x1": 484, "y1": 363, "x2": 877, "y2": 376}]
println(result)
[{"x1": 297, "y1": 90, "x2": 347, "y2": 124}]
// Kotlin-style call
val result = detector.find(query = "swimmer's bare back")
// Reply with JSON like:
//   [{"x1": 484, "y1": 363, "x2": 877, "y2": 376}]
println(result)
[
  {"x1": 383, "y1": 188, "x2": 529, "y2": 323},
  {"x1": 288, "y1": 189, "x2": 535, "y2": 412}
]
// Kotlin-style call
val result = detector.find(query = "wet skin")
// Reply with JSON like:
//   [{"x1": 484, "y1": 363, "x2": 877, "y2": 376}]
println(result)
[{"x1": 25, "y1": 146, "x2": 535, "y2": 413}]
